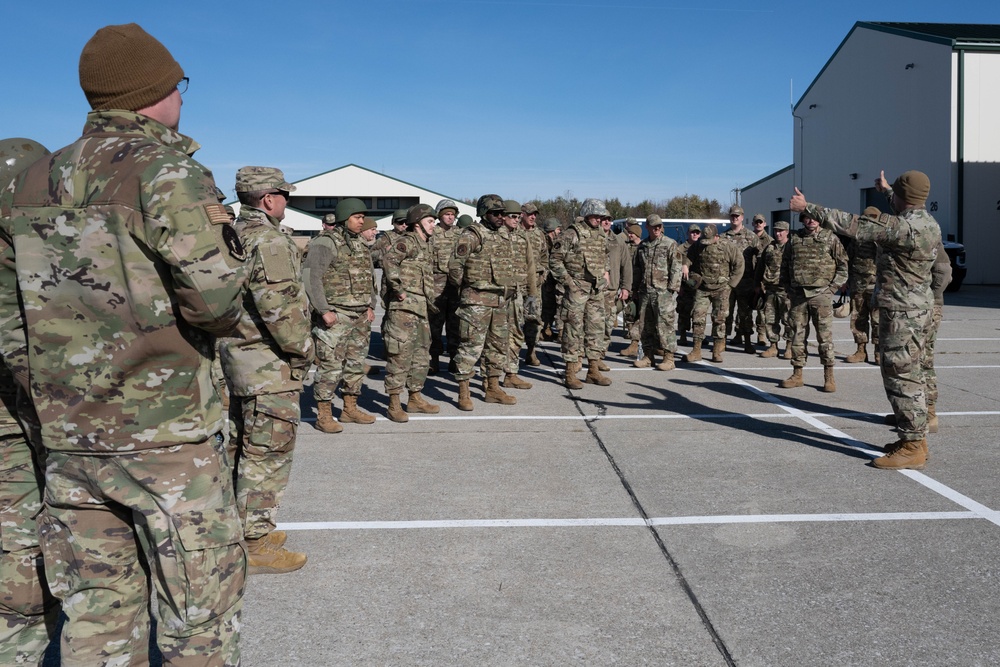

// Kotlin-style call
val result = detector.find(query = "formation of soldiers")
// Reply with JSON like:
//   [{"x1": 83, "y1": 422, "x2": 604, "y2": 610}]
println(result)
[{"x1": 0, "y1": 20, "x2": 951, "y2": 667}]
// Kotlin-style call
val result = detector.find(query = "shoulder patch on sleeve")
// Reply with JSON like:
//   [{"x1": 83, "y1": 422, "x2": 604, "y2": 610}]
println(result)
[
  {"x1": 455, "y1": 242, "x2": 470, "y2": 257},
  {"x1": 552, "y1": 241, "x2": 562, "y2": 251},
  {"x1": 876, "y1": 213, "x2": 893, "y2": 226},
  {"x1": 221, "y1": 224, "x2": 247, "y2": 261},
  {"x1": 205, "y1": 203, "x2": 231, "y2": 225},
  {"x1": 396, "y1": 241, "x2": 408, "y2": 253}
]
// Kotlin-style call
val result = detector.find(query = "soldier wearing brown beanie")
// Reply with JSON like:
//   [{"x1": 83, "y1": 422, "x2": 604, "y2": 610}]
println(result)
[{"x1": 0, "y1": 22, "x2": 247, "y2": 665}]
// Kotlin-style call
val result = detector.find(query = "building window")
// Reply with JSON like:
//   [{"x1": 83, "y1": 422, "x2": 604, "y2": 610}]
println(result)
[
  {"x1": 315, "y1": 197, "x2": 338, "y2": 209},
  {"x1": 377, "y1": 198, "x2": 400, "y2": 210}
]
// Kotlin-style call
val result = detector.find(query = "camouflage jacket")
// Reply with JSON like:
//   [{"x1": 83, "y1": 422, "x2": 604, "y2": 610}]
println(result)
[
  {"x1": 724, "y1": 225, "x2": 762, "y2": 288},
  {"x1": 524, "y1": 226, "x2": 549, "y2": 285},
  {"x1": 511, "y1": 227, "x2": 539, "y2": 296},
  {"x1": 430, "y1": 224, "x2": 461, "y2": 275},
  {"x1": 605, "y1": 231, "x2": 633, "y2": 293},
  {"x1": 688, "y1": 237, "x2": 744, "y2": 290},
  {"x1": 448, "y1": 223, "x2": 515, "y2": 306},
  {"x1": 847, "y1": 238, "x2": 878, "y2": 292},
  {"x1": 931, "y1": 239, "x2": 952, "y2": 305},
  {"x1": 302, "y1": 226, "x2": 376, "y2": 314},
  {"x1": 383, "y1": 231, "x2": 435, "y2": 317},
  {"x1": 372, "y1": 229, "x2": 402, "y2": 270},
  {"x1": 549, "y1": 221, "x2": 608, "y2": 288},
  {"x1": 755, "y1": 239, "x2": 787, "y2": 290},
  {"x1": 781, "y1": 226, "x2": 849, "y2": 298},
  {"x1": 633, "y1": 235, "x2": 681, "y2": 295},
  {"x1": 809, "y1": 197, "x2": 939, "y2": 310},
  {"x1": 219, "y1": 206, "x2": 313, "y2": 396},
  {"x1": 0, "y1": 110, "x2": 247, "y2": 453}
]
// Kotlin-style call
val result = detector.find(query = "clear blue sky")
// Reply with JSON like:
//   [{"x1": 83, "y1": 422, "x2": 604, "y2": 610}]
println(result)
[{"x1": 5, "y1": 1, "x2": 997, "y2": 206}]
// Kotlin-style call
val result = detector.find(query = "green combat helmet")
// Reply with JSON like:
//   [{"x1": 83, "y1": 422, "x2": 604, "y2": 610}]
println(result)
[
  {"x1": 542, "y1": 217, "x2": 560, "y2": 233},
  {"x1": 503, "y1": 199, "x2": 522, "y2": 215},
  {"x1": 476, "y1": 194, "x2": 504, "y2": 218},
  {"x1": 0, "y1": 138, "x2": 50, "y2": 184},
  {"x1": 578, "y1": 198, "x2": 609, "y2": 218},
  {"x1": 407, "y1": 203, "x2": 436, "y2": 227},
  {"x1": 457, "y1": 214, "x2": 475, "y2": 228},
  {"x1": 392, "y1": 208, "x2": 408, "y2": 225},
  {"x1": 435, "y1": 199, "x2": 459, "y2": 217},
  {"x1": 336, "y1": 198, "x2": 367, "y2": 223}
]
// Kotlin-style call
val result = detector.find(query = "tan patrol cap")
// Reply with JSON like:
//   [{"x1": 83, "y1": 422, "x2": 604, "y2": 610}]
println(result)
[
  {"x1": 728, "y1": 205, "x2": 744, "y2": 216},
  {"x1": 235, "y1": 166, "x2": 296, "y2": 193}
]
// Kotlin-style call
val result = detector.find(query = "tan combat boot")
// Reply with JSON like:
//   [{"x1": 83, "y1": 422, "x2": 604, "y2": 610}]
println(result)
[
  {"x1": 595, "y1": 358, "x2": 611, "y2": 372},
  {"x1": 503, "y1": 374, "x2": 533, "y2": 390},
  {"x1": 622, "y1": 340, "x2": 639, "y2": 357},
  {"x1": 757, "y1": 333, "x2": 768, "y2": 346},
  {"x1": 457, "y1": 380, "x2": 473, "y2": 411},
  {"x1": 341, "y1": 394, "x2": 376, "y2": 424},
  {"x1": 760, "y1": 342, "x2": 778, "y2": 358},
  {"x1": 247, "y1": 536, "x2": 307, "y2": 575},
  {"x1": 783, "y1": 345, "x2": 793, "y2": 360},
  {"x1": 822, "y1": 365, "x2": 836, "y2": 392},
  {"x1": 634, "y1": 355, "x2": 652, "y2": 368},
  {"x1": 585, "y1": 359, "x2": 612, "y2": 386},
  {"x1": 845, "y1": 343, "x2": 867, "y2": 363},
  {"x1": 314, "y1": 401, "x2": 343, "y2": 433},
  {"x1": 565, "y1": 361, "x2": 584, "y2": 390},
  {"x1": 526, "y1": 345, "x2": 541, "y2": 367},
  {"x1": 872, "y1": 439, "x2": 927, "y2": 470},
  {"x1": 684, "y1": 339, "x2": 703, "y2": 362},
  {"x1": 406, "y1": 391, "x2": 439, "y2": 414},
  {"x1": 711, "y1": 338, "x2": 725, "y2": 363},
  {"x1": 779, "y1": 367, "x2": 804, "y2": 388},
  {"x1": 386, "y1": 393, "x2": 408, "y2": 423},
  {"x1": 655, "y1": 356, "x2": 675, "y2": 371},
  {"x1": 927, "y1": 402, "x2": 938, "y2": 434},
  {"x1": 264, "y1": 531, "x2": 287, "y2": 548},
  {"x1": 485, "y1": 376, "x2": 517, "y2": 404}
]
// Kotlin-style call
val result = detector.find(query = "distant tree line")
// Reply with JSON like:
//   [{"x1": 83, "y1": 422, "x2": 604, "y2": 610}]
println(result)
[{"x1": 462, "y1": 193, "x2": 724, "y2": 226}]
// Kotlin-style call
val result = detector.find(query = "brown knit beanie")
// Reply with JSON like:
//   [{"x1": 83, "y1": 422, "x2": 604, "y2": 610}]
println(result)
[
  {"x1": 891, "y1": 171, "x2": 931, "y2": 206},
  {"x1": 79, "y1": 23, "x2": 184, "y2": 111}
]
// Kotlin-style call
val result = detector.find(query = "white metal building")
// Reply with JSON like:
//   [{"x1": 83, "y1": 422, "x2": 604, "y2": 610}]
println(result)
[{"x1": 740, "y1": 22, "x2": 1000, "y2": 284}]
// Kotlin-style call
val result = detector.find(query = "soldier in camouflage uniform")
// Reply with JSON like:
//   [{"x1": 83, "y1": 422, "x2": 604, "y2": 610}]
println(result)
[
  {"x1": 303, "y1": 198, "x2": 378, "y2": 432},
  {"x1": 373, "y1": 209, "x2": 408, "y2": 351},
  {"x1": 0, "y1": 138, "x2": 59, "y2": 665},
  {"x1": 632, "y1": 215, "x2": 683, "y2": 370},
  {"x1": 750, "y1": 214, "x2": 773, "y2": 345},
  {"x1": 521, "y1": 202, "x2": 548, "y2": 367},
  {"x1": 0, "y1": 24, "x2": 248, "y2": 665},
  {"x1": 622, "y1": 221, "x2": 644, "y2": 357},
  {"x1": 755, "y1": 220, "x2": 792, "y2": 358},
  {"x1": 429, "y1": 199, "x2": 462, "y2": 374},
  {"x1": 778, "y1": 211, "x2": 848, "y2": 392},
  {"x1": 501, "y1": 200, "x2": 538, "y2": 390},
  {"x1": 381, "y1": 204, "x2": 440, "y2": 422},
  {"x1": 676, "y1": 224, "x2": 701, "y2": 346},
  {"x1": 723, "y1": 205, "x2": 762, "y2": 353},
  {"x1": 540, "y1": 217, "x2": 564, "y2": 342},
  {"x1": 843, "y1": 206, "x2": 881, "y2": 364},
  {"x1": 448, "y1": 195, "x2": 518, "y2": 410},
  {"x1": 550, "y1": 199, "x2": 613, "y2": 388},
  {"x1": 220, "y1": 167, "x2": 313, "y2": 575},
  {"x1": 792, "y1": 171, "x2": 941, "y2": 469},
  {"x1": 684, "y1": 224, "x2": 744, "y2": 363},
  {"x1": 599, "y1": 214, "x2": 632, "y2": 369}
]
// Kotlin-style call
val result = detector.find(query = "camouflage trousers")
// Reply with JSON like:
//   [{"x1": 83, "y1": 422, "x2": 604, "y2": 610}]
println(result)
[
  {"x1": 541, "y1": 275, "x2": 564, "y2": 333},
  {"x1": 625, "y1": 298, "x2": 643, "y2": 342},
  {"x1": 923, "y1": 305, "x2": 943, "y2": 405},
  {"x1": 454, "y1": 302, "x2": 509, "y2": 381},
  {"x1": 384, "y1": 309, "x2": 431, "y2": 394},
  {"x1": 788, "y1": 290, "x2": 835, "y2": 367},
  {"x1": 39, "y1": 437, "x2": 245, "y2": 667},
  {"x1": 691, "y1": 286, "x2": 730, "y2": 342},
  {"x1": 506, "y1": 294, "x2": 526, "y2": 374},
  {"x1": 677, "y1": 284, "x2": 695, "y2": 334},
  {"x1": 726, "y1": 286, "x2": 755, "y2": 337},
  {"x1": 879, "y1": 308, "x2": 934, "y2": 440},
  {"x1": 602, "y1": 289, "x2": 621, "y2": 352},
  {"x1": 312, "y1": 307, "x2": 371, "y2": 400},
  {"x1": 763, "y1": 288, "x2": 792, "y2": 344},
  {"x1": 429, "y1": 274, "x2": 460, "y2": 360},
  {"x1": 1, "y1": 434, "x2": 58, "y2": 666},
  {"x1": 560, "y1": 279, "x2": 606, "y2": 363},
  {"x1": 230, "y1": 391, "x2": 300, "y2": 541},
  {"x1": 639, "y1": 289, "x2": 679, "y2": 354},
  {"x1": 850, "y1": 286, "x2": 879, "y2": 346}
]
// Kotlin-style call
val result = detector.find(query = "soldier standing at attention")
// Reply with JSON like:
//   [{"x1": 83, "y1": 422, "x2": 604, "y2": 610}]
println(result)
[
  {"x1": 621, "y1": 221, "x2": 645, "y2": 358},
  {"x1": 221, "y1": 167, "x2": 313, "y2": 575},
  {"x1": 791, "y1": 172, "x2": 941, "y2": 469},
  {"x1": 632, "y1": 215, "x2": 683, "y2": 370},
  {"x1": 684, "y1": 224, "x2": 744, "y2": 363},
  {"x1": 549, "y1": 199, "x2": 612, "y2": 388},
  {"x1": 501, "y1": 200, "x2": 537, "y2": 390},
  {"x1": 448, "y1": 194, "x2": 518, "y2": 410},
  {"x1": 599, "y1": 213, "x2": 632, "y2": 369},
  {"x1": 750, "y1": 214, "x2": 773, "y2": 345},
  {"x1": 0, "y1": 139, "x2": 59, "y2": 665},
  {"x1": 844, "y1": 206, "x2": 882, "y2": 364},
  {"x1": 381, "y1": 204, "x2": 440, "y2": 422},
  {"x1": 723, "y1": 205, "x2": 762, "y2": 353},
  {"x1": 755, "y1": 220, "x2": 792, "y2": 359},
  {"x1": 778, "y1": 212, "x2": 848, "y2": 392},
  {"x1": 302, "y1": 198, "x2": 378, "y2": 433},
  {"x1": 0, "y1": 24, "x2": 248, "y2": 664},
  {"x1": 521, "y1": 202, "x2": 548, "y2": 367},
  {"x1": 429, "y1": 199, "x2": 462, "y2": 374},
  {"x1": 676, "y1": 224, "x2": 701, "y2": 346}
]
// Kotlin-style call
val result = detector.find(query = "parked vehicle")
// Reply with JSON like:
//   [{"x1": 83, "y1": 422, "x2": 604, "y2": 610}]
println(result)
[
  {"x1": 611, "y1": 218, "x2": 731, "y2": 243},
  {"x1": 943, "y1": 241, "x2": 966, "y2": 292}
]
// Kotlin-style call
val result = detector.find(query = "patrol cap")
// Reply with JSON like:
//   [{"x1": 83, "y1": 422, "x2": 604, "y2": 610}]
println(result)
[
  {"x1": 322, "y1": 213, "x2": 337, "y2": 226},
  {"x1": 862, "y1": 206, "x2": 882, "y2": 218},
  {"x1": 0, "y1": 138, "x2": 50, "y2": 184},
  {"x1": 476, "y1": 194, "x2": 505, "y2": 217},
  {"x1": 235, "y1": 166, "x2": 296, "y2": 194},
  {"x1": 361, "y1": 217, "x2": 378, "y2": 232},
  {"x1": 645, "y1": 214, "x2": 663, "y2": 228},
  {"x1": 626, "y1": 223, "x2": 643, "y2": 237},
  {"x1": 335, "y1": 197, "x2": 367, "y2": 223},
  {"x1": 457, "y1": 214, "x2": 475, "y2": 228},
  {"x1": 435, "y1": 199, "x2": 459, "y2": 216},
  {"x1": 542, "y1": 217, "x2": 560, "y2": 233},
  {"x1": 891, "y1": 170, "x2": 931, "y2": 206},
  {"x1": 407, "y1": 203, "x2": 436, "y2": 226},
  {"x1": 773, "y1": 220, "x2": 789, "y2": 231},
  {"x1": 392, "y1": 208, "x2": 408, "y2": 224},
  {"x1": 702, "y1": 224, "x2": 718, "y2": 239},
  {"x1": 687, "y1": 224, "x2": 702, "y2": 234},
  {"x1": 503, "y1": 199, "x2": 522, "y2": 215},
  {"x1": 728, "y1": 205, "x2": 744, "y2": 216},
  {"x1": 752, "y1": 213, "x2": 766, "y2": 223},
  {"x1": 521, "y1": 202, "x2": 539, "y2": 215}
]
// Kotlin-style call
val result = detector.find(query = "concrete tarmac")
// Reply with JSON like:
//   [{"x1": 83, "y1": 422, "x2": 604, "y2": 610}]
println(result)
[{"x1": 242, "y1": 286, "x2": 1000, "y2": 666}]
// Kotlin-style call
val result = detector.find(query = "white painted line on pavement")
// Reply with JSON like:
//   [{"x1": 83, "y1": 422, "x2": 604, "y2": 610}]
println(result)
[{"x1": 301, "y1": 410, "x2": 1000, "y2": 423}]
